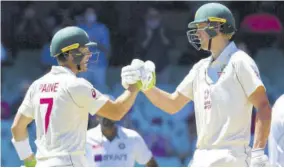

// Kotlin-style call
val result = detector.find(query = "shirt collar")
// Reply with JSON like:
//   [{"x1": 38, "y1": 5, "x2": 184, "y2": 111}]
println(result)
[
  {"x1": 50, "y1": 66, "x2": 76, "y2": 76},
  {"x1": 210, "y1": 41, "x2": 238, "y2": 67}
]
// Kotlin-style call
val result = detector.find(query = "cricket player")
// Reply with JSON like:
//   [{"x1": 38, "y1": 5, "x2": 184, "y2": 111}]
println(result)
[
  {"x1": 124, "y1": 3, "x2": 272, "y2": 167},
  {"x1": 268, "y1": 94, "x2": 284, "y2": 167},
  {"x1": 10, "y1": 26, "x2": 142, "y2": 167},
  {"x1": 86, "y1": 116, "x2": 158, "y2": 167}
]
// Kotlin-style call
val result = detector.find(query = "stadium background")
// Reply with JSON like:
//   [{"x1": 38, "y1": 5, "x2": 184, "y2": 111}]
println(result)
[{"x1": 1, "y1": 1, "x2": 283, "y2": 167}]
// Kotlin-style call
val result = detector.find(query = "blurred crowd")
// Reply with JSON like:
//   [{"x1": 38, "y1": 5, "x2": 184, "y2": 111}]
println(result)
[{"x1": 1, "y1": 1, "x2": 284, "y2": 167}]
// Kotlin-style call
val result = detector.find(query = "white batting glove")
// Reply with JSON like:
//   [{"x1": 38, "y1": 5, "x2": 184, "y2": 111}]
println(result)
[
  {"x1": 250, "y1": 149, "x2": 270, "y2": 167},
  {"x1": 121, "y1": 59, "x2": 144, "y2": 89},
  {"x1": 139, "y1": 60, "x2": 156, "y2": 91},
  {"x1": 131, "y1": 59, "x2": 145, "y2": 69}
]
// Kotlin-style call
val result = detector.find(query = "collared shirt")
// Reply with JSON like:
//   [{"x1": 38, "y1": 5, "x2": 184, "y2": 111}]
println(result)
[
  {"x1": 207, "y1": 42, "x2": 237, "y2": 83},
  {"x1": 269, "y1": 95, "x2": 284, "y2": 167},
  {"x1": 176, "y1": 41, "x2": 265, "y2": 149},
  {"x1": 86, "y1": 125, "x2": 152, "y2": 167},
  {"x1": 17, "y1": 66, "x2": 108, "y2": 159}
]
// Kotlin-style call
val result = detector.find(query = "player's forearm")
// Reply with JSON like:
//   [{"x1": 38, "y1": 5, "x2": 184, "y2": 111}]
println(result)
[
  {"x1": 11, "y1": 124, "x2": 35, "y2": 163},
  {"x1": 143, "y1": 87, "x2": 179, "y2": 114},
  {"x1": 11, "y1": 124, "x2": 29, "y2": 141},
  {"x1": 253, "y1": 104, "x2": 272, "y2": 149},
  {"x1": 114, "y1": 85, "x2": 139, "y2": 120}
]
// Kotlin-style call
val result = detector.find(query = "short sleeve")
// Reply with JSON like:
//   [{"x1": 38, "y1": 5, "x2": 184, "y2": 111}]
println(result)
[
  {"x1": 85, "y1": 142, "x2": 95, "y2": 166},
  {"x1": 17, "y1": 84, "x2": 34, "y2": 119},
  {"x1": 268, "y1": 119, "x2": 284, "y2": 166},
  {"x1": 68, "y1": 78, "x2": 109, "y2": 115},
  {"x1": 134, "y1": 133, "x2": 153, "y2": 164},
  {"x1": 176, "y1": 67, "x2": 197, "y2": 100},
  {"x1": 269, "y1": 96, "x2": 284, "y2": 166},
  {"x1": 235, "y1": 56, "x2": 265, "y2": 97}
]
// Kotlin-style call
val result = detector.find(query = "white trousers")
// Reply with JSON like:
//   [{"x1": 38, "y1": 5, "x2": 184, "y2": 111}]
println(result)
[
  {"x1": 36, "y1": 155, "x2": 88, "y2": 167},
  {"x1": 189, "y1": 146, "x2": 251, "y2": 167}
]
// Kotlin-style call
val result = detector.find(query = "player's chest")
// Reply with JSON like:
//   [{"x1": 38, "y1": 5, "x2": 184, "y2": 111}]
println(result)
[{"x1": 193, "y1": 63, "x2": 244, "y2": 104}]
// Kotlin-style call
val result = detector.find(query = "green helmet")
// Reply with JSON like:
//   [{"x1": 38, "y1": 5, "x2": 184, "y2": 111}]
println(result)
[
  {"x1": 50, "y1": 26, "x2": 97, "y2": 57},
  {"x1": 187, "y1": 3, "x2": 236, "y2": 50}
]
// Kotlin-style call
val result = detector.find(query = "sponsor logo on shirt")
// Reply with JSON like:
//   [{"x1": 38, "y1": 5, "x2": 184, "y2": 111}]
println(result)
[
  {"x1": 118, "y1": 143, "x2": 125, "y2": 150},
  {"x1": 94, "y1": 154, "x2": 128, "y2": 162},
  {"x1": 92, "y1": 144, "x2": 102, "y2": 149},
  {"x1": 217, "y1": 64, "x2": 226, "y2": 77},
  {"x1": 91, "y1": 89, "x2": 97, "y2": 98},
  {"x1": 204, "y1": 89, "x2": 211, "y2": 110}
]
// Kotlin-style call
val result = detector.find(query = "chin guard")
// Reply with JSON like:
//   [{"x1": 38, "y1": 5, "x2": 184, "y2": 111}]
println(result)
[
  {"x1": 187, "y1": 22, "x2": 220, "y2": 51},
  {"x1": 70, "y1": 47, "x2": 100, "y2": 72}
]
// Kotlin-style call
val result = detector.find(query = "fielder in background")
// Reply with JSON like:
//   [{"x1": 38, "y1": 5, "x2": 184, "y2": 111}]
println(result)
[
  {"x1": 86, "y1": 116, "x2": 158, "y2": 167},
  {"x1": 125, "y1": 2, "x2": 272, "y2": 167},
  {"x1": 10, "y1": 26, "x2": 142, "y2": 166},
  {"x1": 269, "y1": 94, "x2": 284, "y2": 167}
]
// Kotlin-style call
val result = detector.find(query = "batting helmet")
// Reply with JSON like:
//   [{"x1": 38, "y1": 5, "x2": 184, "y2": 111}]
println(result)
[
  {"x1": 50, "y1": 26, "x2": 97, "y2": 70},
  {"x1": 187, "y1": 3, "x2": 237, "y2": 50}
]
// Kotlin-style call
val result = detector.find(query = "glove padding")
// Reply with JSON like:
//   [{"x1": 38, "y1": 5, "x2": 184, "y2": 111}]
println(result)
[
  {"x1": 22, "y1": 158, "x2": 36, "y2": 167},
  {"x1": 121, "y1": 59, "x2": 144, "y2": 89},
  {"x1": 139, "y1": 60, "x2": 156, "y2": 91},
  {"x1": 250, "y1": 149, "x2": 270, "y2": 167}
]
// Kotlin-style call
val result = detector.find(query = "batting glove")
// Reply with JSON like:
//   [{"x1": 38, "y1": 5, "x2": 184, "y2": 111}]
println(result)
[
  {"x1": 250, "y1": 148, "x2": 270, "y2": 167},
  {"x1": 139, "y1": 60, "x2": 156, "y2": 91},
  {"x1": 121, "y1": 59, "x2": 143, "y2": 89}
]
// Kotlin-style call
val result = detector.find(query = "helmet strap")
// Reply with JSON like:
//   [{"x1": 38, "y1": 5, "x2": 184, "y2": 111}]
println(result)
[
  {"x1": 205, "y1": 24, "x2": 218, "y2": 51},
  {"x1": 69, "y1": 50, "x2": 84, "y2": 72},
  {"x1": 76, "y1": 64, "x2": 81, "y2": 71},
  {"x1": 208, "y1": 39, "x2": 212, "y2": 51}
]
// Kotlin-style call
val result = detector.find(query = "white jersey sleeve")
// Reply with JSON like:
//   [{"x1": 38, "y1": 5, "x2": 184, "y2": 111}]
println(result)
[
  {"x1": 17, "y1": 83, "x2": 35, "y2": 119},
  {"x1": 269, "y1": 95, "x2": 284, "y2": 167},
  {"x1": 176, "y1": 58, "x2": 208, "y2": 100},
  {"x1": 134, "y1": 133, "x2": 153, "y2": 164},
  {"x1": 85, "y1": 142, "x2": 94, "y2": 166},
  {"x1": 68, "y1": 78, "x2": 109, "y2": 115},
  {"x1": 176, "y1": 65, "x2": 199, "y2": 100},
  {"x1": 234, "y1": 52, "x2": 265, "y2": 97},
  {"x1": 269, "y1": 125, "x2": 284, "y2": 167}
]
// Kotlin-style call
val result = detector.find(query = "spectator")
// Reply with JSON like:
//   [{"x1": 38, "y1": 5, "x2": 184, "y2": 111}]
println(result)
[
  {"x1": 77, "y1": 7, "x2": 110, "y2": 89},
  {"x1": 40, "y1": 26, "x2": 62, "y2": 72},
  {"x1": 15, "y1": 3, "x2": 45, "y2": 49},
  {"x1": 43, "y1": 14, "x2": 58, "y2": 38},
  {"x1": 134, "y1": 7, "x2": 172, "y2": 73},
  {"x1": 58, "y1": 8, "x2": 74, "y2": 27}
]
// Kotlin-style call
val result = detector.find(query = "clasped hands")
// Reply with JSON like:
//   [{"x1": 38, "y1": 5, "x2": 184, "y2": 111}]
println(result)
[{"x1": 121, "y1": 59, "x2": 156, "y2": 91}]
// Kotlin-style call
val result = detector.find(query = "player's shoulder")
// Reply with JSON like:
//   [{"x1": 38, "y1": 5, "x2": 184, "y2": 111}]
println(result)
[
  {"x1": 275, "y1": 94, "x2": 284, "y2": 104},
  {"x1": 27, "y1": 78, "x2": 42, "y2": 92},
  {"x1": 67, "y1": 77, "x2": 94, "y2": 91},
  {"x1": 192, "y1": 57, "x2": 211, "y2": 71},
  {"x1": 273, "y1": 95, "x2": 284, "y2": 115},
  {"x1": 119, "y1": 126, "x2": 141, "y2": 139},
  {"x1": 231, "y1": 49, "x2": 256, "y2": 66}
]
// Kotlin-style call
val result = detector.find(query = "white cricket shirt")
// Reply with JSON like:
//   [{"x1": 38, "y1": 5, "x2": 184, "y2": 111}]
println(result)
[
  {"x1": 177, "y1": 42, "x2": 265, "y2": 149},
  {"x1": 17, "y1": 66, "x2": 109, "y2": 159},
  {"x1": 269, "y1": 94, "x2": 284, "y2": 167},
  {"x1": 86, "y1": 125, "x2": 152, "y2": 167}
]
